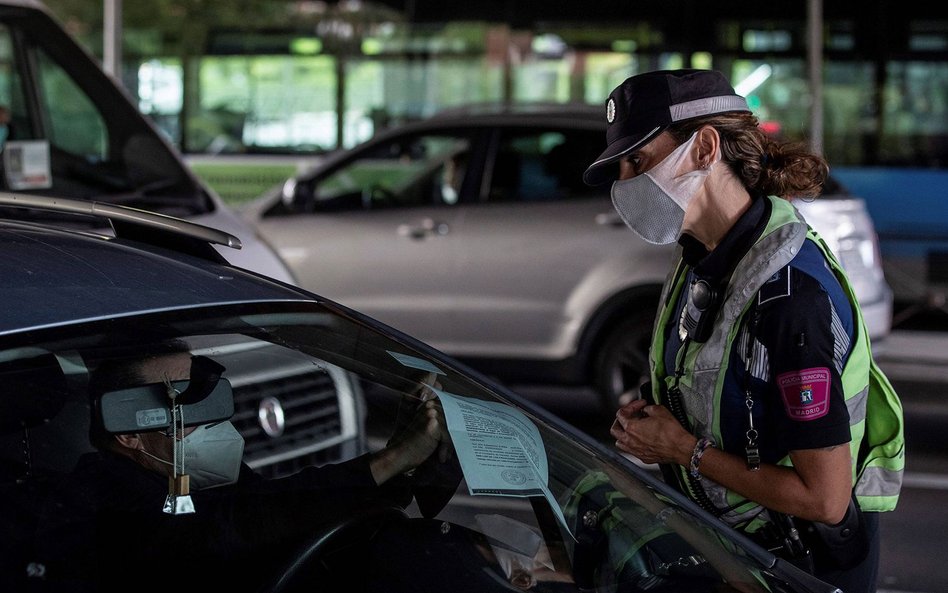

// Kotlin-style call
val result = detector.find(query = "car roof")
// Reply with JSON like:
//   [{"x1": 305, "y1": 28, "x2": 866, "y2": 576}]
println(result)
[
  {"x1": 0, "y1": 208, "x2": 309, "y2": 336},
  {"x1": 290, "y1": 102, "x2": 606, "y2": 184}
]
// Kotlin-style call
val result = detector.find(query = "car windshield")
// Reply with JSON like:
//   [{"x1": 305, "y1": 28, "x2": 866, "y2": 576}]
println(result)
[{"x1": 1, "y1": 300, "x2": 808, "y2": 592}]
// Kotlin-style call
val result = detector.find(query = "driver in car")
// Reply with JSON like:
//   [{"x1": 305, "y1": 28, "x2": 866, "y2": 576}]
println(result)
[{"x1": 33, "y1": 341, "x2": 454, "y2": 593}]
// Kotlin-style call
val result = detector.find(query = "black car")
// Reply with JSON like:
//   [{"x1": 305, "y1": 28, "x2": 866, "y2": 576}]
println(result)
[{"x1": 1, "y1": 194, "x2": 836, "y2": 592}]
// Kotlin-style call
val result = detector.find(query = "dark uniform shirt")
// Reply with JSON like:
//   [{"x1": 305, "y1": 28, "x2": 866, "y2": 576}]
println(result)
[{"x1": 663, "y1": 196, "x2": 853, "y2": 463}]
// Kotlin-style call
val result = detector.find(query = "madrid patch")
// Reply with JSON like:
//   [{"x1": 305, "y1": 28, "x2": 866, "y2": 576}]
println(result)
[{"x1": 776, "y1": 367, "x2": 831, "y2": 421}]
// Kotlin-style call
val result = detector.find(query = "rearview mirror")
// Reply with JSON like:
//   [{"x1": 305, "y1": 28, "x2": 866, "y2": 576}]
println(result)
[{"x1": 99, "y1": 378, "x2": 234, "y2": 434}]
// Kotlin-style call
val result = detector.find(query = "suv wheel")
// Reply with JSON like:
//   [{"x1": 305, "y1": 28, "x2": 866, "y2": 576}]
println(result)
[{"x1": 593, "y1": 311, "x2": 654, "y2": 412}]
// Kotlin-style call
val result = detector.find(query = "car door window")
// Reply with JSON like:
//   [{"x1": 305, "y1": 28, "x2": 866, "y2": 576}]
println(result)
[
  {"x1": 315, "y1": 133, "x2": 473, "y2": 210},
  {"x1": 488, "y1": 129, "x2": 604, "y2": 203}
]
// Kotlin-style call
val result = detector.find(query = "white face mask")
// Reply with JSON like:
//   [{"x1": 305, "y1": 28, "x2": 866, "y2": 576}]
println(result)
[
  {"x1": 139, "y1": 421, "x2": 245, "y2": 490},
  {"x1": 610, "y1": 132, "x2": 716, "y2": 245}
]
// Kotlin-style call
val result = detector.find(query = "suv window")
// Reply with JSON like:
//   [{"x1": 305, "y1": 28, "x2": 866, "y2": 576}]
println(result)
[
  {"x1": 316, "y1": 133, "x2": 473, "y2": 210},
  {"x1": 488, "y1": 128, "x2": 603, "y2": 203}
]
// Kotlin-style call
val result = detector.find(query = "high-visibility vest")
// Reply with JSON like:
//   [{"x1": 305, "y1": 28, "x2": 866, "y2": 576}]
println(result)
[{"x1": 648, "y1": 195, "x2": 904, "y2": 527}]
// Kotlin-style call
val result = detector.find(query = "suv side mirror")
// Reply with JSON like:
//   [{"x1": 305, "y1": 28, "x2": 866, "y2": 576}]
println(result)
[{"x1": 281, "y1": 178, "x2": 316, "y2": 213}]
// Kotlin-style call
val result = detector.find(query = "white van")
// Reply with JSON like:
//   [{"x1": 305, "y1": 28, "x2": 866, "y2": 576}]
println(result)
[{"x1": 0, "y1": 0, "x2": 295, "y2": 284}]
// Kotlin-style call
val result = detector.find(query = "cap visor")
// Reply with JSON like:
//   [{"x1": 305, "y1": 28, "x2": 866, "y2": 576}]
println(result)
[{"x1": 583, "y1": 125, "x2": 664, "y2": 186}]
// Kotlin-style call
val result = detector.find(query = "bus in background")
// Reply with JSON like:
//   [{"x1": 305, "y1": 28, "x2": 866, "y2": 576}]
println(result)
[
  {"x1": 727, "y1": 55, "x2": 946, "y2": 319},
  {"x1": 830, "y1": 166, "x2": 948, "y2": 319}
]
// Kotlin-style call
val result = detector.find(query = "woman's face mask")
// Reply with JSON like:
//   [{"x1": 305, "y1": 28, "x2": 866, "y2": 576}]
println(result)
[
  {"x1": 610, "y1": 132, "x2": 716, "y2": 245},
  {"x1": 140, "y1": 421, "x2": 245, "y2": 490}
]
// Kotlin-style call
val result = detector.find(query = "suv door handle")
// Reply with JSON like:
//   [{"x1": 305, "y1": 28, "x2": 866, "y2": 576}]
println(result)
[
  {"x1": 398, "y1": 218, "x2": 450, "y2": 240},
  {"x1": 595, "y1": 212, "x2": 625, "y2": 227}
]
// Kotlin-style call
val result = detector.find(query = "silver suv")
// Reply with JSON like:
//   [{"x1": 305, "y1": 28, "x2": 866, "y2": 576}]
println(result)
[{"x1": 243, "y1": 104, "x2": 893, "y2": 410}]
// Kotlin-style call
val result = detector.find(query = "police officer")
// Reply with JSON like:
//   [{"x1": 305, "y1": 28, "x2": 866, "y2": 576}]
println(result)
[{"x1": 586, "y1": 69, "x2": 904, "y2": 592}]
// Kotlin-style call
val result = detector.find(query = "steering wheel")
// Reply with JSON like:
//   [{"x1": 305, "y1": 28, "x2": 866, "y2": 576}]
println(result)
[{"x1": 262, "y1": 504, "x2": 408, "y2": 593}]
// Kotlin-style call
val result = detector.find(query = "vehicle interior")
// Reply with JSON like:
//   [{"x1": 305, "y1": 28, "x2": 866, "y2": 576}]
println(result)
[{"x1": 0, "y1": 300, "x2": 828, "y2": 593}]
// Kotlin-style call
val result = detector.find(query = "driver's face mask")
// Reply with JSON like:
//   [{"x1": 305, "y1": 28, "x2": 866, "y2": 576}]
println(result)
[
  {"x1": 610, "y1": 132, "x2": 717, "y2": 245},
  {"x1": 139, "y1": 421, "x2": 245, "y2": 490}
]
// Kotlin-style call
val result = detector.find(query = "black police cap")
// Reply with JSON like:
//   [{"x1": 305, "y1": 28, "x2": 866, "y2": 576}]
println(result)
[{"x1": 583, "y1": 69, "x2": 751, "y2": 186}]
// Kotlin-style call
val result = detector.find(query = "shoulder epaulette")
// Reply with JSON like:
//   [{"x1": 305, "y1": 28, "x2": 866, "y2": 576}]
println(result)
[{"x1": 757, "y1": 265, "x2": 791, "y2": 306}]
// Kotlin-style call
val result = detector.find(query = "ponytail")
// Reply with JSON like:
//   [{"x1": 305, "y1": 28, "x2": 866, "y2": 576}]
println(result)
[{"x1": 669, "y1": 113, "x2": 828, "y2": 200}]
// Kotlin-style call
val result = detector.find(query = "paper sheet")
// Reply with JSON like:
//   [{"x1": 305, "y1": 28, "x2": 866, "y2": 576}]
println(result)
[
  {"x1": 384, "y1": 350, "x2": 573, "y2": 538},
  {"x1": 387, "y1": 350, "x2": 446, "y2": 375},
  {"x1": 3, "y1": 140, "x2": 52, "y2": 190},
  {"x1": 434, "y1": 389, "x2": 573, "y2": 539}
]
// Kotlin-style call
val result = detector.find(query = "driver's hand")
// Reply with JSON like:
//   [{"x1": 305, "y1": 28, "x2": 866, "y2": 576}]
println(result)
[
  {"x1": 392, "y1": 372, "x2": 440, "y2": 434},
  {"x1": 370, "y1": 384, "x2": 452, "y2": 485}
]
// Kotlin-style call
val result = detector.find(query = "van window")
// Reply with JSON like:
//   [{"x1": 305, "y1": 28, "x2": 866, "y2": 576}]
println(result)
[
  {"x1": 0, "y1": 23, "x2": 107, "y2": 161},
  {"x1": 36, "y1": 49, "x2": 107, "y2": 160},
  {"x1": 0, "y1": 26, "x2": 28, "y2": 142}
]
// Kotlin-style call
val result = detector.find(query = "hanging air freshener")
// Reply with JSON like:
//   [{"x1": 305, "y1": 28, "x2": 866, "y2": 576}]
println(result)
[{"x1": 162, "y1": 381, "x2": 195, "y2": 515}]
